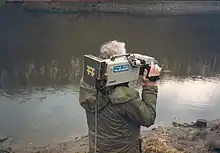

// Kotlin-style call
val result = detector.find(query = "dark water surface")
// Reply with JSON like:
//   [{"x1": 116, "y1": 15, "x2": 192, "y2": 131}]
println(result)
[{"x1": 0, "y1": 3, "x2": 220, "y2": 148}]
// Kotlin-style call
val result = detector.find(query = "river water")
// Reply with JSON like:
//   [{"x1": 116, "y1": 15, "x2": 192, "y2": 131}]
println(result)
[{"x1": 0, "y1": 2, "x2": 220, "y2": 148}]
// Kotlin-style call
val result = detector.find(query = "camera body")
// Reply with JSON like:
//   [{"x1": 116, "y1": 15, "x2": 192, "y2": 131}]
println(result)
[{"x1": 83, "y1": 53, "x2": 160, "y2": 90}]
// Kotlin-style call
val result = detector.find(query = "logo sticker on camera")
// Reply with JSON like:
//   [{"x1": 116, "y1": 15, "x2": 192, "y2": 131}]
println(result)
[
  {"x1": 86, "y1": 65, "x2": 95, "y2": 77},
  {"x1": 113, "y1": 65, "x2": 130, "y2": 73}
]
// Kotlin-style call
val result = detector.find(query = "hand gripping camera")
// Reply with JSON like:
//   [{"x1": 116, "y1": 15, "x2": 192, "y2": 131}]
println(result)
[{"x1": 82, "y1": 53, "x2": 161, "y2": 90}]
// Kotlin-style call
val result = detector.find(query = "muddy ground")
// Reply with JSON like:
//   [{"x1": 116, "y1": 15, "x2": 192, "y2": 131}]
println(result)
[{"x1": 1, "y1": 119, "x2": 220, "y2": 153}]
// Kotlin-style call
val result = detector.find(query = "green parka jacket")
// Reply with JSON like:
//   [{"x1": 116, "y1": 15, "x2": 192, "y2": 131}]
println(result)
[{"x1": 79, "y1": 79, "x2": 158, "y2": 153}]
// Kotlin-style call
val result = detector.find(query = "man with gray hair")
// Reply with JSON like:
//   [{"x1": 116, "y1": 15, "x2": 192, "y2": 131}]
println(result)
[
  {"x1": 99, "y1": 40, "x2": 126, "y2": 59},
  {"x1": 79, "y1": 40, "x2": 161, "y2": 153}
]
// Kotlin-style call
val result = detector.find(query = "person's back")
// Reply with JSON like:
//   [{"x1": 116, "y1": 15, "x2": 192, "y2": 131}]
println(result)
[
  {"x1": 79, "y1": 40, "x2": 161, "y2": 153},
  {"x1": 79, "y1": 80, "x2": 158, "y2": 153}
]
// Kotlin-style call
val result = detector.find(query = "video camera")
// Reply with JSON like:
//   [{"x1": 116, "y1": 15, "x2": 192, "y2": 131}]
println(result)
[{"x1": 82, "y1": 53, "x2": 161, "y2": 90}]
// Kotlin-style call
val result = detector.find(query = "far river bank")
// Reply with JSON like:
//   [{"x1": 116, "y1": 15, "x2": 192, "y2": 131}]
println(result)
[{"x1": 9, "y1": 1, "x2": 220, "y2": 16}]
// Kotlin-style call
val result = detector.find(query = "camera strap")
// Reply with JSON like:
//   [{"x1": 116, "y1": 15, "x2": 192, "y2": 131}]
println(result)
[
  {"x1": 94, "y1": 87, "x2": 112, "y2": 153},
  {"x1": 94, "y1": 89, "x2": 98, "y2": 153}
]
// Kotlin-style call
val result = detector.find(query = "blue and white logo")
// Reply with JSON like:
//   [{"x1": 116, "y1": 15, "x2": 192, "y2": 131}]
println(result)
[{"x1": 113, "y1": 65, "x2": 130, "y2": 73}]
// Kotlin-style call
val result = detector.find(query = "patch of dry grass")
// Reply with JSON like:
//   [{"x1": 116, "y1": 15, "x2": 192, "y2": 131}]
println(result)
[{"x1": 143, "y1": 135, "x2": 183, "y2": 153}]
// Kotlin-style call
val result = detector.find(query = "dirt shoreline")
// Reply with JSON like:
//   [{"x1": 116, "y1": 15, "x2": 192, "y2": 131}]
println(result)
[
  {"x1": 1, "y1": 119, "x2": 220, "y2": 153},
  {"x1": 16, "y1": 1, "x2": 220, "y2": 16}
]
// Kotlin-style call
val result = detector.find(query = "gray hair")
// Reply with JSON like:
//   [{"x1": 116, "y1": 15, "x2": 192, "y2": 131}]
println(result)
[{"x1": 99, "y1": 40, "x2": 127, "y2": 59}]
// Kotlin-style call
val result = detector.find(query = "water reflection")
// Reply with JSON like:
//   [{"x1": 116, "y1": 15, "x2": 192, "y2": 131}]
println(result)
[
  {"x1": 0, "y1": 85, "x2": 86, "y2": 148},
  {"x1": 159, "y1": 78, "x2": 219, "y2": 108},
  {"x1": 1, "y1": 77, "x2": 220, "y2": 148},
  {"x1": 0, "y1": 56, "x2": 81, "y2": 89},
  {"x1": 1, "y1": 2, "x2": 220, "y2": 148},
  {"x1": 1, "y1": 54, "x2": 220, "y2": 89},
  {"x1": 155, "y1": 77, "x2": 220, "y2": 128}
]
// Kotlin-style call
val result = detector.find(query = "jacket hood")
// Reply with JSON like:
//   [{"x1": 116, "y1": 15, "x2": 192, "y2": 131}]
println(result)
[
  {"x1": 79, "y1": 79, "x2": 140, "y2": 112},
  {"x1": 108, "y1": 86, "x2": 140, "y2": 104}
]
